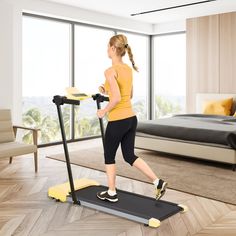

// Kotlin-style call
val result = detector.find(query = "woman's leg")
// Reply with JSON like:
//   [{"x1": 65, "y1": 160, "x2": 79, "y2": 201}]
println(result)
[
  {"x1": 120, "y1": 116, "x2": 167, "y2": 200},
  {"x1": 103, "y1": 121, "x2": 127, "y2": 191},
  {"x1": 106, "y1": 164, "x2": 116, "y2": 191},
  {"x1": 132, "y1": 157, "x2": 158, "y2": 182},
  {"x1": 97, "y1": 121, "x2": 119, "y2": 201},
  {"x1": 121, "y1": 116, "x2": 159, "y2": 181}
]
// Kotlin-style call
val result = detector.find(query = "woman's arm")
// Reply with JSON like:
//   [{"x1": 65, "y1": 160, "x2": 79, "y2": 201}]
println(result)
[
  {"x1": 104, "y1": 68, "x2": 121, "y2": 112},
  {"x1": 131, "y1": 85, "x2": 133, "y2": 99},
  {"x1": 97, "y1": 68, "x2": 121, "y2": 118}
]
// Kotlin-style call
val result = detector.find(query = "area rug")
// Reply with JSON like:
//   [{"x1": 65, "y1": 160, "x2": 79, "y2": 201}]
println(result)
[{"x1": 46, "y1": 147, "x2": 236, "y2": 205}]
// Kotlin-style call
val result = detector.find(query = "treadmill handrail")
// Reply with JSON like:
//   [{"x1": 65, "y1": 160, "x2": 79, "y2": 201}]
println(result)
[
  {"x1": 52, "y1": 94, "x2": 109, "y2": 205},
  {"x1": 53, "y1": 95, "x2": 80, "y2": 204},
  {"x1": 91, "y1": 93, "x2": 109, "y2": 149},
  {"x1": 92, "y1": 93, "x2": 109, "y2": 103},
  {"x1": 53, "y1": 95, "x2": 81, "y2": 106}
]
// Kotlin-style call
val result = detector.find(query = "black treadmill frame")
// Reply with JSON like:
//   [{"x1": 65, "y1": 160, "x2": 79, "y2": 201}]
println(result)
[{"x1": 53, "y1": 94, "x2": 109, "y2": 204}]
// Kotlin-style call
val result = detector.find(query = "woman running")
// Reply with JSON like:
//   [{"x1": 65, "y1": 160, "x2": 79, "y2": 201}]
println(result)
[{"x1": 96, "y1": 34, "x2": 167, "y2": 202}]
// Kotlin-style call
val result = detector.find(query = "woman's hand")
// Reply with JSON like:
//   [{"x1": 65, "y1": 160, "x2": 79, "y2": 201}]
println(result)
[
  {"x1": 97, "y1": 109, "x2": 107, "y2": 118},
  {"x1": 98, "y1": 84, "x2": 105, "y2": 94}
]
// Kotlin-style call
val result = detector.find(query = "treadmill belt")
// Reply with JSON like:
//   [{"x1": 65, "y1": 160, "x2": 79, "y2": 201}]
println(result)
[{"x1": 74, "y1": 185, "x2": 182, "y2": 222}]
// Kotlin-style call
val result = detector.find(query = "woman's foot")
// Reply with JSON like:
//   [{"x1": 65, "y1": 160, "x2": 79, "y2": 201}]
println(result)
[
  {"x1": 156, "y1": 179, "x2": 168, "y2": 200},
  {"x1": 97, "y1": 191, "x2": 118, "y2": 202}
]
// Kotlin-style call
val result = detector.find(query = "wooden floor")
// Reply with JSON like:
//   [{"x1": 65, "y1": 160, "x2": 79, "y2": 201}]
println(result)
[{"x1": 0, "y1": 139, "x2": 236, "y2": 236}]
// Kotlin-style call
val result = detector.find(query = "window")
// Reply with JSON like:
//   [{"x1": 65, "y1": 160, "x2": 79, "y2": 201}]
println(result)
[
  {"x1": 22, "y1": 14, "x2": 151, "y2": 145},
  {"x1": 117, "y1": 32, "x2": 149, "y2": 120},
  {"x1": 74, "y1": 26, "x2": 114, "y2": 138},
  {"x1": 22, "y1": 17, "x2": 71, "y2": 144},
  {"x1": 154, "y1": 33, "x2": 186, "y2": 119}
]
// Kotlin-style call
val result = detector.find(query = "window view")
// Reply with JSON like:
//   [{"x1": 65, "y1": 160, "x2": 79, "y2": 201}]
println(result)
[
  {"x1": 154, "y1": 33, "x2": 186, "y2": 119},
  {"x1": 22, "y1": 16, "x2": 71, "y2": 144},
  {"x1": 74, "y1": 25, "x2": 114, "y2": 138},
  {"x1": 117, "y1": 32, "x2": 149, "y2": 121}
]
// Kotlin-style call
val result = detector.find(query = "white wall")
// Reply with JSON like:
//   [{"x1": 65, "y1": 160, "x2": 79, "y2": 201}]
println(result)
[
  {"x1": 153, "y1": 20, "x2": 186, "y2": 35},
  {"x1": 0, "y1": 1, "x2": 14, "y2": 118},
  {"x1": 19, "y1": 0, "x2": 153, "y2": 34},
  {"x1": 0, "y1": 1, "x2": 22, "y2": 123},
  {"x1": 0, "y1": 1, "x2": 12, "y2": 110}
]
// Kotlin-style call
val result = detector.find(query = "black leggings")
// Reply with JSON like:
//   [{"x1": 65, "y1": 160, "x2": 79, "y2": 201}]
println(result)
[{"x1": 104, "y1": 116, "x2": 139, "y2": 166}]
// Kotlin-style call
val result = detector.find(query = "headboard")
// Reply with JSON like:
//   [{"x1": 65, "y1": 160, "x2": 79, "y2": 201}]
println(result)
[{"x1": 196, "y1": 93, "x2": 236, "y2": 114}]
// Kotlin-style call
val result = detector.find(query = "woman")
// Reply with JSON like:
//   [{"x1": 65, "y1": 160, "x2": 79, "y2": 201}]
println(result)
[{"x1": 96, "y1": 34, "x2": 167, "y2": 202}]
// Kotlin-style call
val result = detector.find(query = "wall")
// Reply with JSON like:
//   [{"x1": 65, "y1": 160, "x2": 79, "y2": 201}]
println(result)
[
  {"x1": 0, "y1": 1, "x2": 14, "y2": 111},
  {"x1": 153, "y1": 20, "x2": 186, "y2": 34},
  {"x1": 186, "y1": 14, "x2": 220, "y2": 113},
  {"x1": 186, "y1": 11, "x2": 236, "y2": 113},
  {"x1": 219, "y1": 12, "x2": 236, "y2": 93}
]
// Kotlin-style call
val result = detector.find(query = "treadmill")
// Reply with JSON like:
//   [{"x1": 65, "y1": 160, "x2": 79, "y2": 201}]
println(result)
[{"x1": 49, "y1": 94, "x2": 187, "y2": 228}]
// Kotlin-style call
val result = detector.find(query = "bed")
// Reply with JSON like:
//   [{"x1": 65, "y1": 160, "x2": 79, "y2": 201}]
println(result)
[{"x1": 135, "y1": 93, "x2": 236, "y2": 171}]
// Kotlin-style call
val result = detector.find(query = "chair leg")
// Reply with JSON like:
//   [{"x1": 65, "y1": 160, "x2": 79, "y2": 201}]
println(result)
[
  {"x1": 9, "y1": 157, "x2": 13, "y2": 164},
  {"x1": 34, "y1": 152, "x2": 38, "y2": 172}
]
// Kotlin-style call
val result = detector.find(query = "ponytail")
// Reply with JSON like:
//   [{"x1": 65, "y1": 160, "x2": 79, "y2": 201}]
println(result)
[{"x1": 126, "y1": 45, "x2": 138, "y2": 72}]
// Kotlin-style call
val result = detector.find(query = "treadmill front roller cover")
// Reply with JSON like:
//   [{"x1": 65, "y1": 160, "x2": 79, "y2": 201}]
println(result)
[{"x1": 48, "y1": 178, "x2": 100, "y2": 202}]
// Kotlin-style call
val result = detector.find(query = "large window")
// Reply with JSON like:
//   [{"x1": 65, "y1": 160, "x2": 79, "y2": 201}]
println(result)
[
  {"x1": 22, "y1": 17, "x2": 71, "y2": 144},
  {"x1": 23, "y1": 14, "x2": 186, "y2": 145},
  {"x1": 74, "y1": 26, "x2": 114, "y2": 138},
  {"x1": 118, "y1": 32, "x2": 149, "y2": 120},
  {"x1": 154, "y1": 33, "x2": 186, "y2": 119}
]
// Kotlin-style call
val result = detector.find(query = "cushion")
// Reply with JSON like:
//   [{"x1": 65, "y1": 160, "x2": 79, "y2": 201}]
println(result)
[
  {"x1": 0, "y1": 141, "x2": 37, "y2": 158},
  {"x1": 203, "y1": 97, "x2": 233, "y2": 116},
  {"x1": 0, "y1": 110, "x2": 14, "y2": 143}
]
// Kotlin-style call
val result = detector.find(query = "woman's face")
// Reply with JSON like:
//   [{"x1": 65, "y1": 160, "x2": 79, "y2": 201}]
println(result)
[{"x1": 107, "y1": 43, "x2": 115, "y2": 59}]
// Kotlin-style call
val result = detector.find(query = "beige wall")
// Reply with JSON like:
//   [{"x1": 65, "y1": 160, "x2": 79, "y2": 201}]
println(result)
[
  {"x1": 220, "y1": 12, "x2": 236, "y2": 93},
  {"x1": 186, "y1": 12, "x2": 236, "y2": 113}
]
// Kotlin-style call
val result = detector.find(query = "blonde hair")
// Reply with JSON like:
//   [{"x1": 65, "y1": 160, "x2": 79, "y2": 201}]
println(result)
[{"x1": 109, "y1": 34, "x2": 138, "y2": 72}]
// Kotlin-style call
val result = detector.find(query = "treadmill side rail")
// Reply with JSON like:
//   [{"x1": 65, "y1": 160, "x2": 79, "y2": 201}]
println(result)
[{"x1": 79, "y1": 200, "x2": 161, "y2": 228}]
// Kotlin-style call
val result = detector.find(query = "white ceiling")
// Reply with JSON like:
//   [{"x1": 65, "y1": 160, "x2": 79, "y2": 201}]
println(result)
[{"x1": 44, "y1": 0, "x2": 236, "y2": 24}]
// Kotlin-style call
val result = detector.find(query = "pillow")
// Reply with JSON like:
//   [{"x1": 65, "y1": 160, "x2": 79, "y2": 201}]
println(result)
[{"x1": 203, "y1": 97, "x2": 233, "y2": 116}]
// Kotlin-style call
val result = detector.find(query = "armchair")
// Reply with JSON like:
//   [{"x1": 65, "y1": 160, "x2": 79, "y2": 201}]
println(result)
[{"x1": 0, "y1": 109, "x2": 39, "y2": 172}]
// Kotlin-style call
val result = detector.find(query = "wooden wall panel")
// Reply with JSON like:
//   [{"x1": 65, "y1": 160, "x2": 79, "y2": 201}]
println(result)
[
  {"x1": 186, "y1": 15, "x2": 220, "y2": 113},
  {"x1": 220, "y1": 12, "x2": 236, "y2": 93}
]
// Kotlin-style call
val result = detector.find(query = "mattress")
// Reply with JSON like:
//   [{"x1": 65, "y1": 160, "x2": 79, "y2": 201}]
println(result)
[
  {"x1": 136, "y1": 132, "x2": 231, "y2": 149},
  {"x1": 136, "y1": 114, "x2": 236, "y2": 149}
]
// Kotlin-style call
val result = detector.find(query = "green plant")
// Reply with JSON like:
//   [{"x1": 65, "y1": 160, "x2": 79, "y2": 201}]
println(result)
[
  {"x1": 133, "y1": 100, "x2": 146, "y2": 120},
  {"x1": 155, "y1": 96, "x2": 181, "y2": 118},
  {"x1": 22, "y1": 107, "x2": 59, "y2": 144}
]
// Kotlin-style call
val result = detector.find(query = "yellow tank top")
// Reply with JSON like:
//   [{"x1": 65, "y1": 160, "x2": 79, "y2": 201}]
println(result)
[{"x1": 104, "y1": 64, "x2": 135, "y2": 121}]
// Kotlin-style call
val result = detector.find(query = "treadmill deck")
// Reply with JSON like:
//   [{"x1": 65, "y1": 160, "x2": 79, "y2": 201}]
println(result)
[{"x1": 72, "y1": 185, "x2": 183, "y2": 226}]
